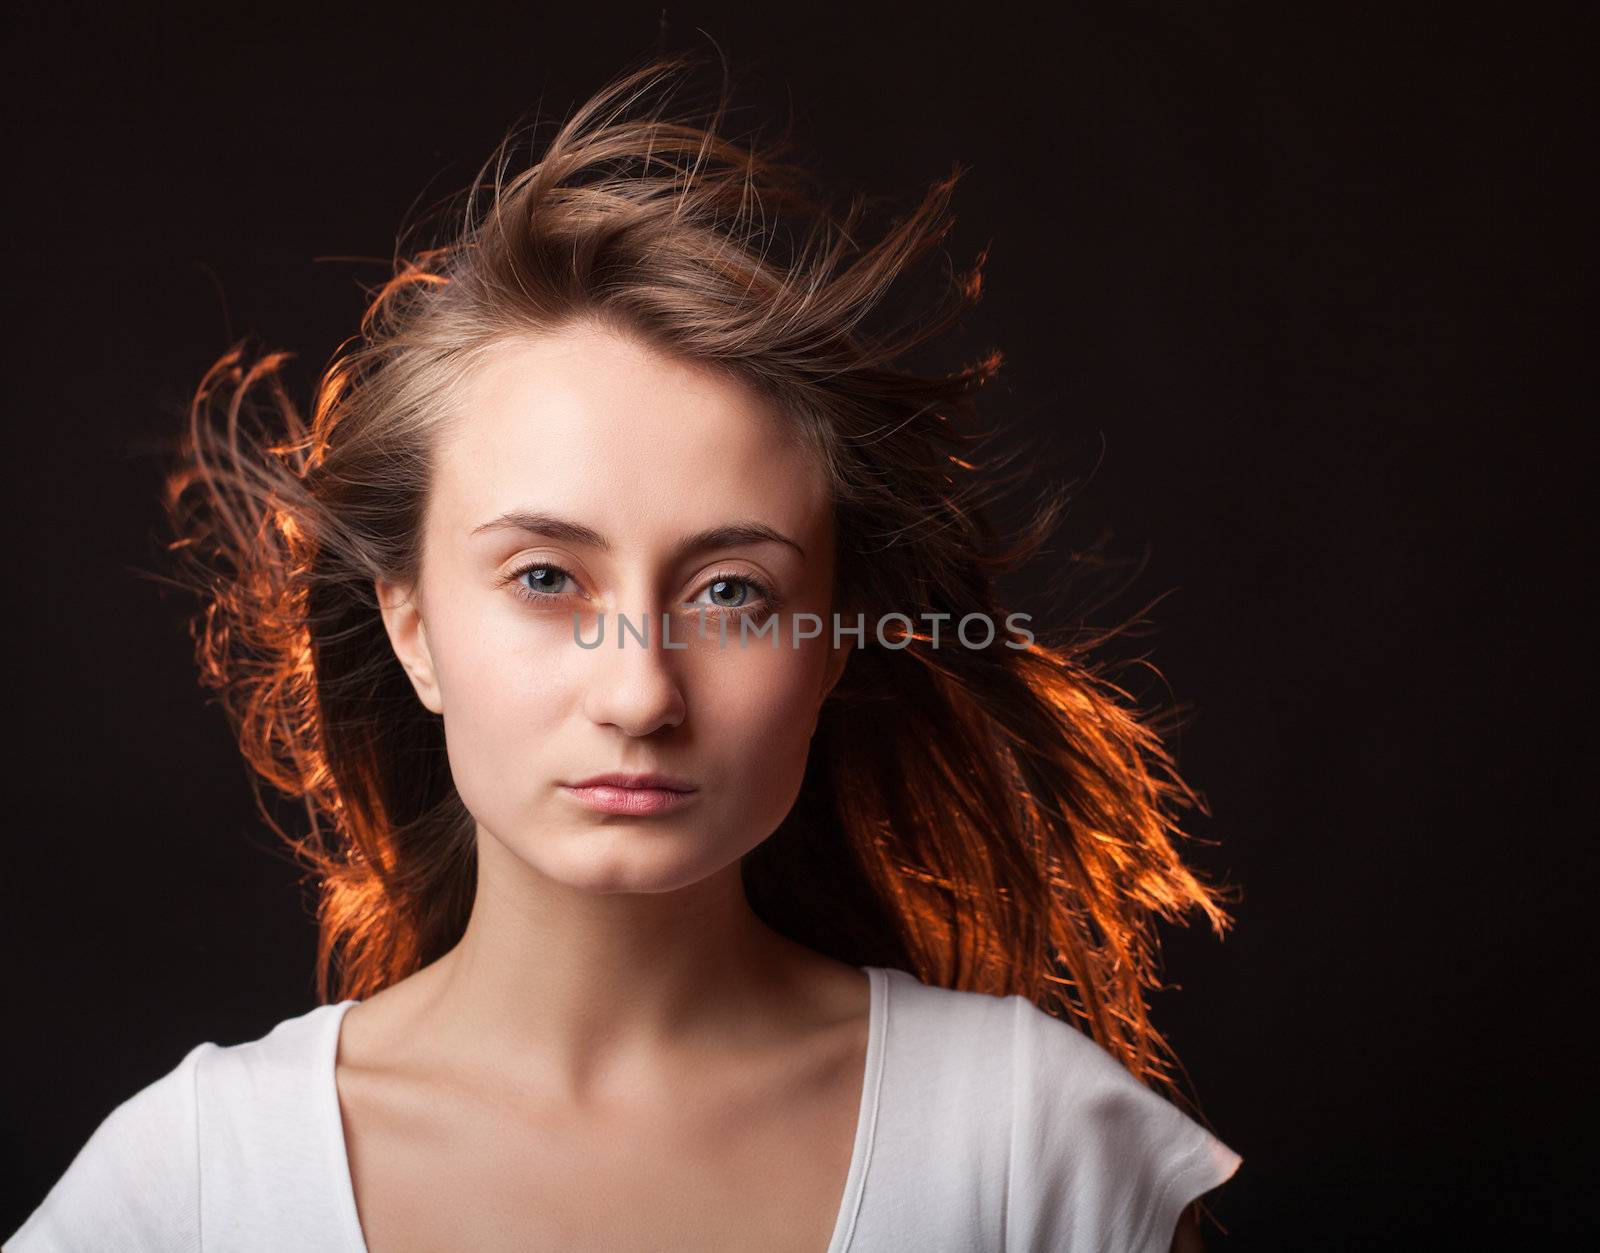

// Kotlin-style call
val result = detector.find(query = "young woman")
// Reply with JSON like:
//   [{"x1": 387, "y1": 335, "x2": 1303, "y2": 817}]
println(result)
[{"x1": 8, "y1": 51, "x2": 1241, "y2": 1252}]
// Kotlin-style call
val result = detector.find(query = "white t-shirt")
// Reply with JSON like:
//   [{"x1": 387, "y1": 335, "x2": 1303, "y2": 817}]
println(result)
[{"x1": 6, "y1": 964, "x2": 1241, "y2": 1251}]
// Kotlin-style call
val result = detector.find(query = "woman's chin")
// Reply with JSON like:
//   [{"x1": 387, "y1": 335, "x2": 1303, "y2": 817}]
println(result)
[{"x1": 504, "y1": 825, "x2": 742, "y2": 896}]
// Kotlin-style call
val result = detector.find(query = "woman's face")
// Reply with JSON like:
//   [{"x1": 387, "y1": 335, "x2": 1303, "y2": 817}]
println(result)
[{"x1": 378, "y1": 319, "x2": 848, "y2": 895}]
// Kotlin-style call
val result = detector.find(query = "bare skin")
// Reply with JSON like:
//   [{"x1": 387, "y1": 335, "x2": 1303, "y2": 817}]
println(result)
[{"x1": 336, "y1": 917, "x2": 870, "y2": 1252}]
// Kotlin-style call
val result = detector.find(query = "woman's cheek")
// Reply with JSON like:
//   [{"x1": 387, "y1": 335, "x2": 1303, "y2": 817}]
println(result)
[
  {"x1": 431, "y1": 606, "x2": 572, "y2": 824},
  {"x1": 705, "y1": 630, "x2": 824, "y2": 784}
]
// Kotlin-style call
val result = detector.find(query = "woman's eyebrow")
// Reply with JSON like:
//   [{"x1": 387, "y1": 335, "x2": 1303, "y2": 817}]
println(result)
[{"x1": 470, "y1": 509, "x2": 806, "y2": 559}]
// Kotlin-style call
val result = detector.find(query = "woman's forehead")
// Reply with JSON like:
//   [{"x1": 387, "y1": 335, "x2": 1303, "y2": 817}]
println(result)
[{"x1": 431, "y1": 324, "x2": 830, "y2": 547}]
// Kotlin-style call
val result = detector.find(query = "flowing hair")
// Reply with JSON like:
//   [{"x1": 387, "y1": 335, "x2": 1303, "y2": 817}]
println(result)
[{"x1": 160, "y1": 49, "x2": 1234, "y2": 1096}]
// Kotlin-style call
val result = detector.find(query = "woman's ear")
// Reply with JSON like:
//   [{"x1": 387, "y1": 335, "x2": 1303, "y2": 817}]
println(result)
[
  {"x1": 375, "y1": 576, "x2": 444, "y2": 714},
  {"x1": 821, "y1": 637, "x2": 852, "y2": 703},
  {"x1": 811, "y1": 635, "x2": 853, "y2": 736}
]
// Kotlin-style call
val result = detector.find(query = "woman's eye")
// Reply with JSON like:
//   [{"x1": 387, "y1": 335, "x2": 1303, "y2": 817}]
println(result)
[
  {"x1": 691, "y1": 574, "x2": 770, "y2": 611},
  {"x1": 513, "y1": 564, "x2": 575, "y2": 598},
  {"x1": 507, "y1": 564, "x2": 771, "y2": 613}
]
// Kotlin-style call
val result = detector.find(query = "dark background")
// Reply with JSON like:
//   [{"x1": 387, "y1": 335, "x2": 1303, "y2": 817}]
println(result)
[{"x1": 2, "y1": 2, "x2": 1587, "y2": 1247}]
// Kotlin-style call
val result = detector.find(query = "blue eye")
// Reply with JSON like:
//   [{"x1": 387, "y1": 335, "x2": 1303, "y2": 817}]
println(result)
[
  {"x1": 688, "y1": 572, "x2": 778, "y2": 616},
  {"x1": 514, "y1": 564, "x2": 574, "y2": 598},
  {"x1": 698, "y1": 575, "x2": 754, "y2": 608},
  {"x1": 504, "y1": 563, "x2": 776, "y2": 616}
]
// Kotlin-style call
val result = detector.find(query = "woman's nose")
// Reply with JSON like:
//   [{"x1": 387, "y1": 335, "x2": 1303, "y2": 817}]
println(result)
[{"x1": 579, "y1": 610, "x2": 688, "y2": 737}]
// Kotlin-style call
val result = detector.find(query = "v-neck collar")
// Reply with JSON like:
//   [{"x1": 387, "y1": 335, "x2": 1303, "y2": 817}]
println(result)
[{"x1": 320, "y1": 964, "x2": 888, "y2": 1253}]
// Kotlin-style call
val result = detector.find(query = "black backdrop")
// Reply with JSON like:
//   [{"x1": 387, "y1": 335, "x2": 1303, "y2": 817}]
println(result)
[{"x1": 2, "y1": 2, "x2": 1587, "y2": 1247}]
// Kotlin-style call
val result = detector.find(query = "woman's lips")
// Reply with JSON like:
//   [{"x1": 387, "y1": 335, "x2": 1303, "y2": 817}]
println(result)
[{"x1": 559, "y1": 783, "x2": 697, "y2": 816}]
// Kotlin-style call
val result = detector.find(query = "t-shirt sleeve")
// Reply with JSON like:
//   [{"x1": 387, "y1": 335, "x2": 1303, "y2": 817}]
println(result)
[
  {"x1": 4, "y1": 1041, "x2": 209, "y2": 1253},
  {"x1": 1006, "y1": 997, "x2": 1242, "y2": 1253}
]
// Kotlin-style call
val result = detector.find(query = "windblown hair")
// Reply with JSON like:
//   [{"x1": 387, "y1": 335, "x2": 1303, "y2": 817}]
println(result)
[{"x1": 162, "y1": 50, "x2": 1233, "y2": 1094}]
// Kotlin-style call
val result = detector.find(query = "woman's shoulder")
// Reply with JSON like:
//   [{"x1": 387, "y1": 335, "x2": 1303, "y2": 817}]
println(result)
[
  {"x1": 5, "y1": 1036, "x2": 210, "y2": 1251},
  {"x1": 872, "y1": 965, "x2": 1241, "y2": 1252},
  {"x1": 5, "y1": 1001, "x2": 353, "y2": 1252},
  {"x1": 874, "y1": 961, "x2": 1135, "y2": 1086},
  {"x1": 192, "y1": 999, "x2": 351, "y2": 1095}
]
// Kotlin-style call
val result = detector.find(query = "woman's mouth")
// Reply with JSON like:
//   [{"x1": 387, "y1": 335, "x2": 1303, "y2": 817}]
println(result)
[{"x1": 559, "y1": 773, "x2": 698, "y2": 817}]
